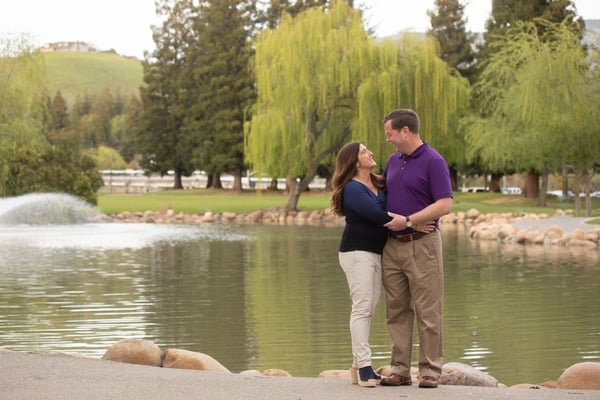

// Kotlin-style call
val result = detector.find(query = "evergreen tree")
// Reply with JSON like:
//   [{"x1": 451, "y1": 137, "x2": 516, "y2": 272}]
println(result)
[
  {"x1": 51, "y1": 91, "x2": 69, "y2": 131},
  {"x1": 138, "y1": 0, "x2": 196, "y2": 189},
  {"x1": 480, "y1": 0, "x2": 584, "y2": 77},
  {"x1": 122, "y1": 95, "x2": 143, "y2": 163},
  {"x1": 184, "y1": 0, "x2": 256, "y2": 191},
  {"x1": 427, "y1": 0, "x2": 475, "y2": 82},
  {"x1": 1, "y1": 37, "x2": 103, "y2": 203}
]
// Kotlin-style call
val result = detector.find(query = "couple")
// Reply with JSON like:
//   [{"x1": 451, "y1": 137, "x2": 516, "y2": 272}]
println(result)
[{"x1": 330, "y1": 109, "x2": 453, "y2": 389}]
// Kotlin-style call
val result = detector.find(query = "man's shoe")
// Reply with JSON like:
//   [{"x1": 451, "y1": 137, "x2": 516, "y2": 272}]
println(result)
[
  {"x1": 380, "y1": 373, "x2": 412, "y2": 386},
  {"x1": 418, "y1": 376, "x2": 439, "y2": 388}
]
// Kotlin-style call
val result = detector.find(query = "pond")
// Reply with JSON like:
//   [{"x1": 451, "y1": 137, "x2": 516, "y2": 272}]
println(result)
[{"x1": 0, "y1": 220, "x2": 598, "y2": 387}]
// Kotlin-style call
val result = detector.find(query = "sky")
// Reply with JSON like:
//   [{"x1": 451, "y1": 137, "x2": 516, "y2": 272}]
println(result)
[{"x1": 1, "y1": 0, "x2": 599, "y2": 59}]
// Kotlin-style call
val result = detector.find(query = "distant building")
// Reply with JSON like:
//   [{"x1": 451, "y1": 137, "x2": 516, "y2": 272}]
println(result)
[{"x1": 39, "y1": 41, "x2": 96, "y2": 53}]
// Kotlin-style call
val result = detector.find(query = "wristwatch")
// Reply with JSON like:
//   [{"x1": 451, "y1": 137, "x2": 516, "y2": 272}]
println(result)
[{"x1": 405, "y1": 216, "x2": 413, "y2": 228}]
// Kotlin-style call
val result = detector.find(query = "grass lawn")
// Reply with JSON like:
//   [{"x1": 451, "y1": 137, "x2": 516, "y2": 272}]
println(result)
[{"x1": 97, "y1": 189, "x2": 600, "y2": 223}]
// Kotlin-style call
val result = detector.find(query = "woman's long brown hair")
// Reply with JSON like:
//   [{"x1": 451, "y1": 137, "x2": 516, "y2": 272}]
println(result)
[{"x1": 330, "y1": 141, "x2": 385, "y2": 216}]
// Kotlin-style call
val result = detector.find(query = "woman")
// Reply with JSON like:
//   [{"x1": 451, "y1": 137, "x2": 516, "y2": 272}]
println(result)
[{"x1": 331, "y1": 141, "x2": 430, "y2": 387}]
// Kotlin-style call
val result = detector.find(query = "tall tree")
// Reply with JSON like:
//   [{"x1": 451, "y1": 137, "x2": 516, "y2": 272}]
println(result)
[
  {"x1": 247, "y1": 1, "x2": 367, "y2": 210},
  {"x1": 427, "y1": 0, "x2": 476, "y2": 190},
  {"x1": 50, "y1": 91, "x2": 69, "y2": 131},
  {"x1": 353, "y1": 34, "x2": 470, "y2": 177},
  {"x1": 466, "y1": 20, "x2": 599, "y2": 210},
  {"x1": 427, "y1": 0, "x2": 476, "y2": 82},
  {"x1": 474, "y1": 0, "x2": 585, "y2": 195},
  {"x1": 258, "y1": 1, "x2": 356, "y2": 33},
  {"x1": 121, "y1": 95, "x2": 143, "y2": 163},
  {"x1": 137, "y1": 0, "x2": 196, "y2": 189},
  {"x1": 246, "y1": 1, "x2": 470, "y2": 211},
  {"x1": 184, "y1": 0, "x2": 256, "y2": 192},
  {"x1": 0, "y1": 36, "x2": 46, "y2": 196},
  {"x1": 0, "y1": 36, "x2": 102, "y2": 203}
]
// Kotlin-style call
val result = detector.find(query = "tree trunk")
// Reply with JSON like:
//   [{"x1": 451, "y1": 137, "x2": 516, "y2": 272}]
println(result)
[
  {"x1": 538, "y1": 168, "x2": 548, "y2": 207},
  {"x1": 449, "y1": 166, "x2": 459, "y2": 191},
  {"x1": 523, "y1": 170, "x2": 540, "y2": 201},
  {"x1": 269, "y1": 177, "x2": 278, "y2": 191},
  {"x1": 212, "y1": 173, "x2": 223, "y2": 189},
  {"x1": 561, "y1": 165, "x2": 570, "y2": 202},
  {"x1": 285, "y1": 176, "x2": 311, "y2": 211},
  {"x1": 489, "y1": 173, "x2": 502, "y2": 193},
  {"x1": 284, "y1": 175, "x2": 296, "y2": 195},
  {"x1": 174, "y1": 170, "x2": 183, "y2": 189},
  {"x1": 583, "y1": 170, "x2": 592, "y2": 217},
  {"x1": 232, "y1": 170, "x2": 242, "y2": 193}
]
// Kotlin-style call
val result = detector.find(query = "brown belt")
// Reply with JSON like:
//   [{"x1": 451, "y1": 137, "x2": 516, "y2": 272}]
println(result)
[{"x1": 388, "y1": 231, "x2": 429, "y2": 243}]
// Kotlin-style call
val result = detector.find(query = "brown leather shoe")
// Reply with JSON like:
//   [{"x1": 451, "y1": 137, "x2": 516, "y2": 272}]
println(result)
[
  {"x1": 380, "y1": 373, "x2": 412, "y2": 386},
  {"x1": 418, "y1": 376, "x2": 439, "y2": 388}
]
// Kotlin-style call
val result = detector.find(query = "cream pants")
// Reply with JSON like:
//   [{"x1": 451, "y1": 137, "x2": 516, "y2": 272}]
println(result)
[{"x1": 339, "y1": 250, "x2": 382, "y2": 368}]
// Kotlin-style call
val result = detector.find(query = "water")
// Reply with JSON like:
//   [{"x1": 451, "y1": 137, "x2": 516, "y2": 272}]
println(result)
[
  {"x1": 0, "y1": 193, "x2": 100, "y2": 224},
  {"x1": 0, "y1": 195, "x2": 598, "y2": 386}
]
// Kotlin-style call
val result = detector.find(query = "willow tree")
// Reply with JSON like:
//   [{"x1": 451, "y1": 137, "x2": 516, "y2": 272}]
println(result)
[
  {"x1": 466, "y1": 20, "x2": 599, "y2": 210},
  {"x1": 353, "y1": 34, "x2": 471, "y2": 176},
  {"x1": 515, "y1": 21, "x2": 600, "y2": 215},
  {"x1": 246, "y1": 0, "x2": 373, "y2": 211}
]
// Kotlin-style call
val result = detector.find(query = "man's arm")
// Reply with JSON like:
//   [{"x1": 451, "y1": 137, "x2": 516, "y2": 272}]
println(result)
[{"x1": 384, "y1": 197, "x2": 452, "y2": 231}]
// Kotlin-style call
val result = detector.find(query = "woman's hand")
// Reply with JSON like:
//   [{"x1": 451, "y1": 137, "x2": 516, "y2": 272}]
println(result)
[{"x1": 413, "y1": 221, "x2": 436, "y2": 233}]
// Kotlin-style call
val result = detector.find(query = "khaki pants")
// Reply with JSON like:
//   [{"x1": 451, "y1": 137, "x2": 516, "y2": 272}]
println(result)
[
  {"x1": 382, "y1": 230, "x2": 444, "y2": 378},
  {"x1": 339, "y1": 250, "x2": 382, "y2": 369}
]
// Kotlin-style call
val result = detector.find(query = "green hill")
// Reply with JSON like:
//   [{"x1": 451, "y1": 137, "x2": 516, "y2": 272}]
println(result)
[{"x1": 42, "y1": 51, "x2": 143, "y2": 104}]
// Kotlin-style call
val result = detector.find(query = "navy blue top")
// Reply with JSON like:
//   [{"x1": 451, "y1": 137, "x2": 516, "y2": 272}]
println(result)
[{"x1": 339, "y1": 180, "x2": 393, "y2": 254}]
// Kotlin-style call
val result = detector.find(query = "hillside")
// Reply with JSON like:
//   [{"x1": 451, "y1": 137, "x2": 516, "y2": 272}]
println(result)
[{"x1": 42, "y1": 51, "x2": 143, "y2": 104}]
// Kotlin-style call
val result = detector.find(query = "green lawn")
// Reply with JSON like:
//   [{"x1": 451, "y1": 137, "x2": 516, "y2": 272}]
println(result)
[
  {"x1": 97, "y1": 189, "x2": 331, "y2": 214},
  {"x1": 97, "y1": 189, "x2": 600, "y2": 223}
]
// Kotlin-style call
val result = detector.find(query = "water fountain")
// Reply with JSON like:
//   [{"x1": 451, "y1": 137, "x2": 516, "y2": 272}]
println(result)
[
  {"x1": 0, "y1": 193, "x2": 102, "y2": 225},
  {"x1": 0, "y1": 192, "x2": 235, "y2": 249}
]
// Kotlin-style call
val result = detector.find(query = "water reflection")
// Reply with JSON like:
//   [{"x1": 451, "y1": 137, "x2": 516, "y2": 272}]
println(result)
[{"x1": 0, "y1": 223, "x2": 598, "y2": 387}]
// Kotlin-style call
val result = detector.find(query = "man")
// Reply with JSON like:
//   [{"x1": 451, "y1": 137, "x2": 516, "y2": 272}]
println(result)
[{"x1": 380, "y1": 109, "x2": 453, "y2": 389}]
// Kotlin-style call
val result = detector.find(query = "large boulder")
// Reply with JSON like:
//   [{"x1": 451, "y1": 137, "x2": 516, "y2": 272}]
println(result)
[
  {"x1": 440, "y1": 362, "x2": 498, "y2": 387},
  {"x1": 161, "y1": 348, "x2": 231, "y2": 373},
  {"x1": 557, "y1": 362, "x2": 600, "y2": 390},
  {"x1": 102, "y1": 338, "x2": 162, "y2": 367}
]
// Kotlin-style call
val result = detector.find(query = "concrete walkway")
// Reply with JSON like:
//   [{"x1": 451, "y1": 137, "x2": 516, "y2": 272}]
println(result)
[
  {"x1": 1, "y1": 351, "x2": 598, "y2": 400},
  {"x1": 509, "y1": 215, "x2": 597, "y2": 232}
]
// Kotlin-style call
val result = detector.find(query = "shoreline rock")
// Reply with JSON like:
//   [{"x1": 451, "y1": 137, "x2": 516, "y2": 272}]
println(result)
[{"x1": 94, "y1": 207, "x2": 599, "y2": 248}]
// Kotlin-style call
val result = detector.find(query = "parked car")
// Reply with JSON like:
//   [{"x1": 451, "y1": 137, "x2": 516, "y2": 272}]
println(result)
[
  {"x1": 579, "y1": 191, "x2": 600, "y2": 198},
  {"x1": 462, "y1": 186, "x2": 488, "y2": 193},
  {"x1": 546, "y1": 190, "x2": 574, "y2": 200},
  {"x1": 501, "y1": 187, "x2": 522, "y2": 195}
]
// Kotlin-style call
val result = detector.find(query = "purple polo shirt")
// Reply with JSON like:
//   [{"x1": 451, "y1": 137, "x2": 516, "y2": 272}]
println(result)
[{"x1": 383, "y1": 141, "x2": 453, "y2": 233}]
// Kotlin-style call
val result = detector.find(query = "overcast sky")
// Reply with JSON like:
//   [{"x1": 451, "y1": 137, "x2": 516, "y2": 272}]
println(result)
[{"x1": 1, "y1": 0, "x2": 599, "y2": 58}]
